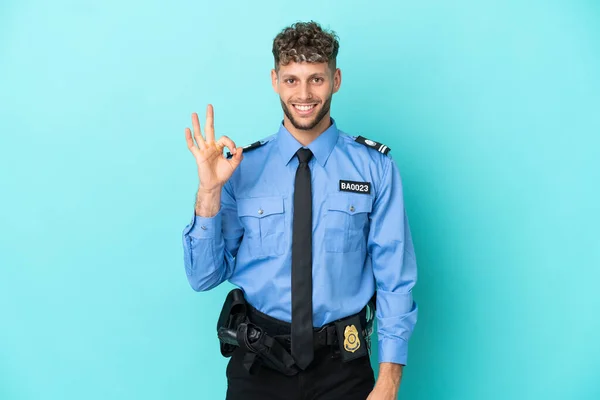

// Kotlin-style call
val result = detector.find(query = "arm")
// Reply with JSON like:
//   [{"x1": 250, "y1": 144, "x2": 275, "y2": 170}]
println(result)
[
  {"x1": 367, "y1": 363, "x2": 403, "y2": 400},
  {"x1": 182, "y1": 181, "x2": 243, "y2": 291},
  {"x1": 181, "y1": 105, "x2": 244, "y2": 291},
  {"x1": 367, "y1": 157, "x2": 418, "y2": 396}
]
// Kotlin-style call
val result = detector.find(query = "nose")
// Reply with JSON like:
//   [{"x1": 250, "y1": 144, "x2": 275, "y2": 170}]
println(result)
[{"x1": 298, "y1": 81, "x2": 312, "y2": 101}]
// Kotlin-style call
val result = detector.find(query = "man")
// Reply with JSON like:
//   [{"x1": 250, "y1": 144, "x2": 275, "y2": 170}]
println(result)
[{"x1": 182, "y1": 21, "x2": 418, "y2": 400}]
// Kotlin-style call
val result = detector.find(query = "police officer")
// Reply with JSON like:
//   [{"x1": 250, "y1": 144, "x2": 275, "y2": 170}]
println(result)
[{"x1": 182, "y1": 21, "x2": 418, "y2": 400}]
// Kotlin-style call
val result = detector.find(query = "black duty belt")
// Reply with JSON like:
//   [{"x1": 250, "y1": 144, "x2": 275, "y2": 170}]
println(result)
[
  {"x1": 216, "y1": 289, "x2": 375, "y2": 376},
  {"x1": 245, "y1": 303, "x2": 369, "y2": 353}
]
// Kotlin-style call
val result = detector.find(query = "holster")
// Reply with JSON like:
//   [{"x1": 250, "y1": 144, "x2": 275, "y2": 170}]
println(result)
[
  {"x1": 216, "y1": 288, "x2": 248, "y2": 357},
  {"x1": 216, "y1": 289, "x2": 299, "y2": 376}
]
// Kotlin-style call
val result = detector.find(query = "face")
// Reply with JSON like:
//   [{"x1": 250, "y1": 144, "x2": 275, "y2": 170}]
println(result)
[{"x1": 271, "y1": 61, "x2": 341, "y2": 131}]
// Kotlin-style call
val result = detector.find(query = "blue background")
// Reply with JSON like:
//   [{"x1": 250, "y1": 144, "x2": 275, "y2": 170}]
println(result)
[{"x1": 1, "y1": 0, "x2": 599, "y2": 399}]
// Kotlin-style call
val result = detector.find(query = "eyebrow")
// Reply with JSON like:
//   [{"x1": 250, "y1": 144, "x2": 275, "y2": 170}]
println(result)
[{"x1": 281, "y1": 73, "x2": 326, "y2": 80}]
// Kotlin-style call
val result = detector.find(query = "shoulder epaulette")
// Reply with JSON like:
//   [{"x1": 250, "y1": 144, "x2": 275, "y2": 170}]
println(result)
[
  {"x1": 226, "y1": 140, "x2": 264, "y2": 159},
  {"x1": 355, "y1": 135, "x2": 391, "y2": 155}
]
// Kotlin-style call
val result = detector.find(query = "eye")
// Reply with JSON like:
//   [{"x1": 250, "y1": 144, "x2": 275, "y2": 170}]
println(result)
[
  {"x1": 312, "y1": 77, "x2": 323, "y2": 83},
  {"x1": 284, "y1": 78, "x2": 295, "y2": 84}
]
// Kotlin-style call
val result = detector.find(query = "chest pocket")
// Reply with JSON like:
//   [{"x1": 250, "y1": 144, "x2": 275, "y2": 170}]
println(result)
[
  {"x1": 324, "y1": 193, "x2": 372, "y2": 253},
  {"x1": 237, "y1": 196, "x2": 286, "y2": 259}
]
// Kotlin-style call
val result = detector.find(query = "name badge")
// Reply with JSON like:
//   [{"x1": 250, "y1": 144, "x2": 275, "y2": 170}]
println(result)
[{"x1": 339, "y1": 180, "x2": 371, "y2": 194}]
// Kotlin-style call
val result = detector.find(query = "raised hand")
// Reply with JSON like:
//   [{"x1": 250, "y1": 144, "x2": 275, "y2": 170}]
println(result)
[{"x1": 185, "y1": 104, "x2": 243, "y2": 192}]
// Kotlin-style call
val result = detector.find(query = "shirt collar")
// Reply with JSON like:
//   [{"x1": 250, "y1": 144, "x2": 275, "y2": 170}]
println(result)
[{"x1": 276, "y1": 118, "x2": 339, "y2": 167}]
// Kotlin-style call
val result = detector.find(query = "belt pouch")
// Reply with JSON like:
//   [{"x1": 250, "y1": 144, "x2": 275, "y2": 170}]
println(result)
[{"x1": 334, "y1": 314, "x2": 369, "y2": 362}]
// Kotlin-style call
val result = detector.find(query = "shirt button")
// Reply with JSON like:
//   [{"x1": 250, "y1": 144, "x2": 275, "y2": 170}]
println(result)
[
  {"x1": 200, "y1": 225, "x2": 207, "y2": 230},
  {"x1": 258, "y1": 209, "x2": 264, "y2": 215},
  {"x1": 349, "y1": 206, "x2": 355, "y2": 212}
]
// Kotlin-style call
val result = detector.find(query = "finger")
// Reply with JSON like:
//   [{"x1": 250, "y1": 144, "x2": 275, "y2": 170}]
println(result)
[
  {"x1": 217, "y1": 135, "x2": 237, "y2": 154},
  {"x1": 228, "y1": 146, "x2": 244, "y2": 169},
  {"x1": 185, "y1": 128, "x2": 200, "y2": 156},
  {"x1": 205, "y1": 104, "x2": 215, "y2": 143},
  {"x1": 192, "y1": 112, "x2": 206, "y2": 150}
]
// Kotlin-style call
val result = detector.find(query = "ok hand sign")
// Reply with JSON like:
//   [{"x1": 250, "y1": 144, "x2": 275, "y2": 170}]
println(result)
[{"x1": 185, "y1": 105, "x2": 243, "y2": 192}]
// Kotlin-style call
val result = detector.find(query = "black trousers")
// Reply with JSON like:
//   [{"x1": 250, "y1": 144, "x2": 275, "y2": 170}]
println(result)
[
  {"x1": 225, "y1": 346, "x2": 375, "y2": 400},
  {"x1": 225, "y1": 306, "x2": 375, "y2": 400}
]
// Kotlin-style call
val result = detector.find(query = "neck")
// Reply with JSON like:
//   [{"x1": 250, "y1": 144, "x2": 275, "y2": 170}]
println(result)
[{"x1": 283, "y1": 113, "x2": 332, "y2": 146}]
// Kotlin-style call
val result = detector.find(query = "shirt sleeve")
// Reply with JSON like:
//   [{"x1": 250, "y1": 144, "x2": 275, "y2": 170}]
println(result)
[
  {"x1": 368, "y1": 157, "x2": 418, "y2": 365},
  {"x1": 182, "y1": 181, "x2": 243, "y2": 291}
]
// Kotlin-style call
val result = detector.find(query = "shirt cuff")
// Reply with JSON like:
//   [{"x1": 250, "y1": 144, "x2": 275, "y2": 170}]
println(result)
[
  {"x1": 185, "y1": 209, "x2": 223, "y2": 239},
  {"x1": 378, "y1": 337, "x2": 408, "y2": 365}
]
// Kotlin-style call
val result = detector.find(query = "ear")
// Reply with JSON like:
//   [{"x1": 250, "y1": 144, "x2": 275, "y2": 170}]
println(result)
[
  {"x1": 332, "y1": 68, "x2": 342, "y2": 94},
  {"x1": 271, "y1": 69, "x2": 279, "y2": 94}
]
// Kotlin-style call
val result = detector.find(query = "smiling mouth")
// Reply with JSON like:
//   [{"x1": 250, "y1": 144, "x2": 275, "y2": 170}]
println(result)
[{"x1": 293, "y1": 104, "x2": 317, "y2": 113}]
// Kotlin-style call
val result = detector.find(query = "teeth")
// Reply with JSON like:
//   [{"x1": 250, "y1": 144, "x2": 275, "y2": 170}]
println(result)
[{"x1": 294, "y1": 104, "x2": 315, "y2": 111}]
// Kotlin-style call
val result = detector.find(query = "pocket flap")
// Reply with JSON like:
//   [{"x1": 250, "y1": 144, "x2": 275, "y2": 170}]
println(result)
[
  {"x1": 327, "y1": 193, "x2": 372, "y2": 214},
  {"x1": 237, "y1": 196, "x2": 284, "y2": 218}
]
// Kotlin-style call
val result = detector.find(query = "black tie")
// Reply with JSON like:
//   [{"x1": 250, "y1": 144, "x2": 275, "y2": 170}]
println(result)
[{"x1": 291, "y1": 148, "x2": 314, "y2": 369}]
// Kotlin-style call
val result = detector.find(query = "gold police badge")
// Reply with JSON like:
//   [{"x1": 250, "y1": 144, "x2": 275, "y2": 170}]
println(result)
[{"x1": 343, "y1": 324, "x2": 361, "y2": 353}]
